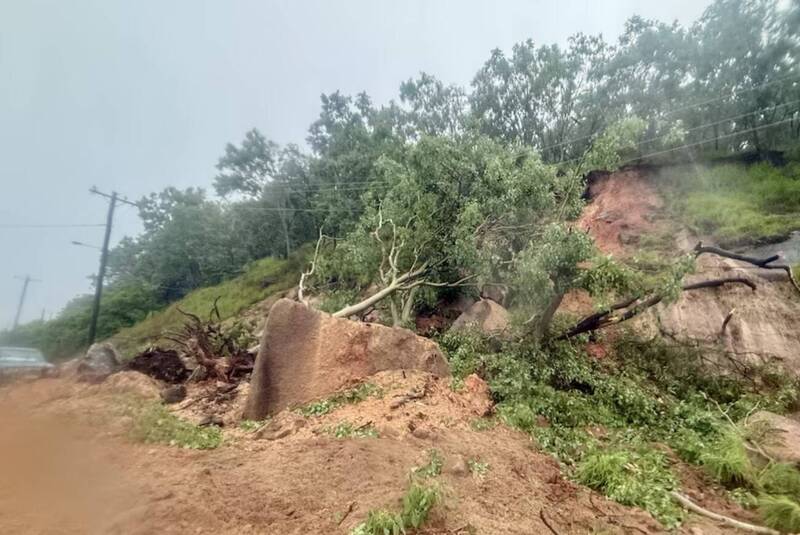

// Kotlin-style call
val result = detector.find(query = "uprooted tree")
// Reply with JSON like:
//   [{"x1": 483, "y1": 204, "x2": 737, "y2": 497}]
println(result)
[{"x1": 300, "y1": 121, "x2": 647, "y2": 336}]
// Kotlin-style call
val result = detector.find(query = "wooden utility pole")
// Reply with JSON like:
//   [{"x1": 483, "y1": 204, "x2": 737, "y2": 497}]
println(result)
[
  {"x1": 87, "y1": 188, "x2": 138, "y2": 345},
  {"x1": 13, "y1": 275, "x2": 40, "y2": 329}
]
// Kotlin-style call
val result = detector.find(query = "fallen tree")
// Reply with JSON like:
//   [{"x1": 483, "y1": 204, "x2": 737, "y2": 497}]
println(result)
[
  {"x1": 559, "y1": 241, "x2": 799, "y2": 340},
  {"x1": 557, "y1": 277, "x2": 756, "y2": 340}
]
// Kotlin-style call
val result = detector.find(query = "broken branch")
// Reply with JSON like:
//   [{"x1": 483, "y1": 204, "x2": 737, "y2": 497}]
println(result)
[
  {"x1": 670, "y1": 492, "x2": 780, "y2": 535},
  {"x1": 558, "y1": 277, "x2": 756, "y2": 340}
]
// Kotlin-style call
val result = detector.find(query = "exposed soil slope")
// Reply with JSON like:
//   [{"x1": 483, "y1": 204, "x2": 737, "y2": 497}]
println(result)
[{"x1": 576, "y1": 166, "x2": 800, "y2": 373}]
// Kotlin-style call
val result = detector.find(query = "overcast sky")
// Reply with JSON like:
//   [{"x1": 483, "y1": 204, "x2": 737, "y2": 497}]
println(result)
[{"x1": 0, "y1": 0, "x2": 713, "y2": 329}]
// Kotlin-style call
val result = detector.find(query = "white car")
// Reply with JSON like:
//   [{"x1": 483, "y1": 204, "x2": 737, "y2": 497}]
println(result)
[{"x1": 0, "y1": 347, "x2": 54, "y2": 379}]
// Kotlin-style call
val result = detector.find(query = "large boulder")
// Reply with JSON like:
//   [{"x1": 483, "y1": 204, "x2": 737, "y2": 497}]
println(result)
[
  {"x1": 747, "y1": 411, "x2": 800, "y2": 465},
  {"x1": 244, "y1": 299, "x2": 450, "y2": 420},
  {"x1": 77, "y1": 342, "x2": 121, "y2": 383},
  {"x1": 449, "y1": 299, "x2": 510, "y2": 336}
]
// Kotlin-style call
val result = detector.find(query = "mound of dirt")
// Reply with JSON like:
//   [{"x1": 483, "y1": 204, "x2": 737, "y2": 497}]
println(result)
[
  {"x1": 245, "y1": 299, "x2": 450, "y2": 419},
  {"x1": 0, "y1": 370, "x2": 669, "y2": 535}
]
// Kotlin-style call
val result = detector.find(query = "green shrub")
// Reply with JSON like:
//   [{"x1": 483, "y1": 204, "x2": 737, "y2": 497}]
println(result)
[
  {"x1": 759, "y1": 495, "x2": 800, "y2": 533},
  {"x1": 699, "y1": 429, "x2": 756, "y2": 487},
  {"x1": 413, "y1": 449, "x2": 443, "y2": 479},
  {"x1": 576, "y1": 447, "x2": 681, "y2": 527},
  {"x1": 128, "y1": 402, "x2": 223, "y2": 450},
  {"x1": 350, "y1": 484, "x2": 439, "y2": 535},
  {"x1": 759, "y1": 463, "x2": 800, "y2": 501}
]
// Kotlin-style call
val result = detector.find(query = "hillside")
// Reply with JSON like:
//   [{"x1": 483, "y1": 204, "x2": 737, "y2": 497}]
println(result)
[
  {"x1": 3, "y1": 162, "x2": 800, "y2": 535},
  {"x1": 109, "y1": 255, "x2": 301, "y2": 357}
]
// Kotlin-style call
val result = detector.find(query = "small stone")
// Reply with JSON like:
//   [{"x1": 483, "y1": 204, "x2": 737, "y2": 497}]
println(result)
[
  {"x1": 411, "y1": 426, "x2": 430, "y2": 440},
  {"x1": 160, "y1": 384, "x2": 187, "y2": 404},
  {"x1": 197, "y1": 414, "x2": 224, "y2": 427},
  {"x1": 447, "y1": 455, "x2": 469, "y2": 476}
]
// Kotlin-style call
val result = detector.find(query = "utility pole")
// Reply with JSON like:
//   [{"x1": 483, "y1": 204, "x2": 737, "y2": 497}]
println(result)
[
  {"x1": 13, "y1": 275, "x2": 40, "y2": 329},
  {"x1": 87, "y1": 187, "x2": 138, "y2": 345}
]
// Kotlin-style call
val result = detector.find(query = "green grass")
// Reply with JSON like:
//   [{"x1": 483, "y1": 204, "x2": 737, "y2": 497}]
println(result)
[
  {"x1": 126, "y1": 401, "x2": 223, "y2": 450},
  {"x1": 699, "y1": 428, "x2": 756, "y2": 487},
  {"x1": 657, "y1": 162, "x2": 800, "y2": 246},
  {"x1": 413, "y1": 449, "x2": 444, "y2": 479},
  {"x1": 326, "y1": 421, "x2": 379, "y2": 439},
  {"x1": 110, "y1": 256, "x2": 298, "y2": 356},
  {"x1": 238, "y1": 419, "x2": 267, "y2": 433},
  {"x1": 350, "y1": 484, "x2": 439, "y2": 535},
  {"x1": 759, "y1": 495, "x2": 800, "y2": 533},
  {"x1": 576, "y1": 446, "x2": 682, "y2": 527},
  {"x1": 440, "y1": 330, "x2": 800, "y2": 527},
  {"x1": 467, "y1": 459, "x2": 490, "y2": 478},
  {"x1": 297, "y1": 382, "x2": 382, "y2": 417},
  {"x1": 759, "y1": 463, "x2": 800, "y2": 501}
]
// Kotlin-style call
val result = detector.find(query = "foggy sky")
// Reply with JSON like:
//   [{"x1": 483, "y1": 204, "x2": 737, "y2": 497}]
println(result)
[{"x1": 0, "y1": 0, "x2": 713, "y2": 329}]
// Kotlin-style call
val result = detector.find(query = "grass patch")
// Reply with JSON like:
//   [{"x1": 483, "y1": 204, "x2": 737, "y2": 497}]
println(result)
[
  {"x1": 413, "y1": 449, "x2": 444, "y2": 479},
  {"x1": 127, "y1": 402, "x2": 222, "y2": 450},
  {"x1": 351, "y1": 484, "x2": 439, "y2": 535},
  {"x1": 699, "y1": 428, "x2": 756, "y2": 487},
  {"x1": 657, "y1": 162, "x2": 800, "y2": 246},
  {"x1": 297, "y1": 382, "x2": 382, "y2": 417},
  {"x1": 759, "y1": 495, "x2": 800, "y2": 533},
  {"x1": 576, "y1": 446, "x2": 682, "y2": 527},
  {"x1": 110, "y1": 255, "x2": 298, "y2": 357},
  {"x1": 759, "y1": 463, "x2": 800, "y2": 501},
  {"x1": 467, "y1": 459, "x2": 490, "y2": 478},
  {"x1": 439, "y1": 330, "x2": 800, "y2": 527},
  {"x1": 238, "y1": 419, "x2": 267, "y2": 433},
  {"x1": 326, "y1": 421, "x2": 379, "y2": 439}
]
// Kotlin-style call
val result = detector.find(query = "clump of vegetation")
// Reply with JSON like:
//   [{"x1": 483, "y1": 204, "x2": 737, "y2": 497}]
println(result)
[
  {"x1": 239, "y1": 419, "x2": 267, "y2": 432},
  {"x1": 441, "y1": 330, "x2": 800, "y2": 527},
  {"x1": 759, "y1": 463, "x2": 800, "y2": 501},
  {"x1": 298, "y1": 382, "x2": 382, "y2": 417},
  {"x1": 467, "y1": 459, "x2": 490, "y2": 478},
  {"x1": 127, "y1": 402, "x2": 223, "y2": 450},
  {"x1": 351, "y1": 484, "x2": 439, "y2": 535},
  {"x1": 759, "y1": 495, "x2": 800, "y2": 533},
  {"x1": 413, "y1": 449, "x2": 444, "y2": 479},
  {"x1": 658, "y1": 163, "x2": 800, "y2": 246},
  {"x1": 699, "y1": 429, "x2": 756, "y2": 488},
  {"x1": 326, "y1": 421, "x2": 379, "y2": 439},
  {"x1": 576, "y1": 446, "x2": 681, "y2": 526}
]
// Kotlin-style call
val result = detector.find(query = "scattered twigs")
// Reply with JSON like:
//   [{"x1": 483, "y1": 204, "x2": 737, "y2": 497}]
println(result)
[
  {"x1": 539, "y1": 509, "x2": 560, "y2": 535},
  {"x1": 694, "y1": 241, "x2": 800, "y2": 296},
  {"x1": 670, "y1": 491, "x2": 781, "y2": 535}
]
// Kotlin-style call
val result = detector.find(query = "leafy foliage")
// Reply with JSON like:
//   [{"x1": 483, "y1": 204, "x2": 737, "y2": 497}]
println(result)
[
  {"x1": 576, "y1": 446, "x2": 681, "y2": 526},
  {"x1": 298, "y1": 382, "x2": 382, "y2": 417},
  {"x1": 350, "y1": 484, "x2": 439, "y2": 535},
  {"x1": 325, "y1": 421, "x2": 379, "y2": 439},
  {"x1": 127, "y1": 402, "x2": 223, "y2": 450}
]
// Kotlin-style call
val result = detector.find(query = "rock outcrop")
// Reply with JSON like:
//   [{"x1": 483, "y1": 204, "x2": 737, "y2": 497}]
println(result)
[
  {"x1": 77, "y1": 342, "x2": 121, "y2": 383},
  {"x1": 747, "y1": 411, "x2": 800, "y2": 464},
  {"x1": 244, "y1": 299, "x2": 450, "y2": 419},
  {"x1": 450, "y1": 299, "x2": 510, "y2": 336}
]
